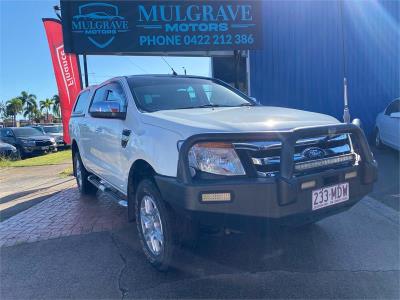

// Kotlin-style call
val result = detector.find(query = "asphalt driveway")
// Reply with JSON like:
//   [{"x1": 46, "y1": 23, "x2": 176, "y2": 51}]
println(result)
[
  {"x1": 1, "y1": 195, "x2": 398, "y2": 299},
  {"x1": 0, "y1": 146, "x2": 398, "y2": 299}
]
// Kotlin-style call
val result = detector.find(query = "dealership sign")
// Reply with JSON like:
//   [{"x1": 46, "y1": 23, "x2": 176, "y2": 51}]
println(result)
[{"x1": 61, "y1": 0, "x2": 263, "y2": 54}]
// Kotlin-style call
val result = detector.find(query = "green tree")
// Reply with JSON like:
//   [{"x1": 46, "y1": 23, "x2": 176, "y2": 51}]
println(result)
[
  {"x1": 52, "y1": 94, "x2": 60, "y2": 118},
  {"x1": 23, "y1": 101, "x2": 38, "y2": 122},
  {"x1": 6, "y1": 98, "x2": 23, "y2": 126},
  {"x1": 18, "y1": 91, "x2": 37, "y2": 122},
  {"x1": 0, "y1": 101, "x2": 6, "y2": 120},
  {"x1": 32, "y1": 107, "x2": 43, "y2": 123},
  {"x1": 40, "y1": 98, "x2": 54, "y2": 123}
]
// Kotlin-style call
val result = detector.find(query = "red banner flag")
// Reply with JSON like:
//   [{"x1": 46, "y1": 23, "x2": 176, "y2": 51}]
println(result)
[{"x1": 43, "y1": 18, "x2": 82, "y2": 144}]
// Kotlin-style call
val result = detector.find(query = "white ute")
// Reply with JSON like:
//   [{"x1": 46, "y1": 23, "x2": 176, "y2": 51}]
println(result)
[{"x1": 70, "y1": 75, "x2": 377, "y2": 270}]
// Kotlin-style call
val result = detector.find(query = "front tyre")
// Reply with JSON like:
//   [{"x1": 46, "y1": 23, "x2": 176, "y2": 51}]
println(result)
[
  {"x1": 73, "y1": 151, "x2": 96, "y2": 195},
  {"x1": 135, "y1": 179, "x2": 175, "y2": 271}
]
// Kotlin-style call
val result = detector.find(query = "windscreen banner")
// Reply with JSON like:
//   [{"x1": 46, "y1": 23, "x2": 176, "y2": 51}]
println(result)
[
  {"x1": 43, "y1": 18, "x2": 82, "y2": 144},
  {"x1": 60, "y1": 0, "x2": 263, "y2": 54}
]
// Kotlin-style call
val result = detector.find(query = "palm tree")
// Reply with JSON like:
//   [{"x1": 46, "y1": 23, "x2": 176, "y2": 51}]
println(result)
[
  {"x1": 40, "y1": 98, "x2": 54, "y2": 123},
  {"x1": 52, "y1": 94, "x2": 60, "y2": 118},
  {"x1": 6, "y1": 98, "x2": 23, "y2": 126},
  {"x1": 18, "y1": 91, "x2": 37, "y2": 123},
  {"x1": 32, "y1": 107, "x2": 43, "y2": 123},
  {"x1": 23, "y1": 101, "x2": 38, "y2": 121},
  {"x1": 18, "y1": 91, "x2": 37, "y2": 107},
  {"x1": 0, "y1": 101, "x2": 6, "y2": 120}
]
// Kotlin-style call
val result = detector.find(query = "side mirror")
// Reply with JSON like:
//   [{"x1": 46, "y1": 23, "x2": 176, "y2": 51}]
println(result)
[
  {"x1": 390, "y1": 112, "x2": 400, "y2": 118},
  {"x1": 90, "y1": 101, "x2": 126, "y2": 119},
  {"x1": 250, "y1": 97, "x2": 259, "y2": 104}
]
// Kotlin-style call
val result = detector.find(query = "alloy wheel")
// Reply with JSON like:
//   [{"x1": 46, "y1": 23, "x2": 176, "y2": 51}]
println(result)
[
  {"x1": 75, "y1": 157, "x2": 83, "y2": 188},
  {"x1": 140, "y1": 195, "x2": 164, "y2": 256}
]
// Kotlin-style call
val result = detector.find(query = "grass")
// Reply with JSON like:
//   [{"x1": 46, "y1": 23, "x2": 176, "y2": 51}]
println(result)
[
  {"x1": 0, "y1": 150, "x2": 72, "y2": 168},
  {"x1": 59, "y1": 166, "x2": 74, "y2": 178}
]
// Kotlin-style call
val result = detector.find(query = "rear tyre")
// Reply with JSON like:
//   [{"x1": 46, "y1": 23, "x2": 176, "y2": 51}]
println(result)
[
  {"x1": 73, "y1": 151, "x2": 97, "y2": 195},
  {"x1": 135, "y1": 179, "x2": 176, "y2": 271},
  {"x1": 374, "y1": 128, "x2": 384, "y2": 149}
]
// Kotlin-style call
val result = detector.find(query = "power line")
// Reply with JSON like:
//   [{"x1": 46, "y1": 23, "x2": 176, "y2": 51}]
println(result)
[{"x1": 127, "y1": 58, "x2": 149, "y2": 74}]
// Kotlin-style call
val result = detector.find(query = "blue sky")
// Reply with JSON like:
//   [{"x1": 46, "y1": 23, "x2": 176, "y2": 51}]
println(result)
[{"x1": 0, "y1": 0, "x2": 210, "y2": 104}]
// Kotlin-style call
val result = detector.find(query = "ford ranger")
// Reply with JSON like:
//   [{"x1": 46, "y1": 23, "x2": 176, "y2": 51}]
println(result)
[{"x1": 69, "y1": 75, "x2": 377, "y2": 271}]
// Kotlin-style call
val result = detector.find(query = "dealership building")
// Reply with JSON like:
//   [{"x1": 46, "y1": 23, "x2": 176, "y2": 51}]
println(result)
[
  {"x1": 57, "y1": 1, "x2": 398, "y2": 138},
  {"x1": 247, "y1": 1, "x2": 399, "y2": 137}
]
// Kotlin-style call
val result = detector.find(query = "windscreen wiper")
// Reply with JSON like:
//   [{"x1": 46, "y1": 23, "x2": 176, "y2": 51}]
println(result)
[
  {"x1": 238, "y1": 103, "x2": 255, "y2": 107},
  {"x1": 178, "y1": 104, "x2": 225, "y2": 109}
]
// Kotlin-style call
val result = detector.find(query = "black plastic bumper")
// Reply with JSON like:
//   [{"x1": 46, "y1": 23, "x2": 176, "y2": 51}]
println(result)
[
  {"x1": 157, "y1": 124, "x2": 377, "y2": 227},
  {"x1": 22, "y1": 145, "x2": 56, "y2": 153},
  {"x1": 156, "y1": 165, "x2": 373, "y2": 221}
]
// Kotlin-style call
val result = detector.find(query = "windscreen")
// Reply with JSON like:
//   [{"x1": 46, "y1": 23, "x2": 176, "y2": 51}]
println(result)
[
  {"x1": 128, "y1": 77, "x2": 253, "y2": 112},
  {"x1": 43, "y1": 126, "x2": 63, "y2": 133},
  {"x1": 13, "y1": 128, "x2": 44, "y2": 137}
]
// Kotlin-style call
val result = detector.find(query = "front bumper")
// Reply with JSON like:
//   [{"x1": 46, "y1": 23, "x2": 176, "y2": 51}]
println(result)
[
  {"x1": 22, "y1": 144, "x2": 56, "y2": 153},
  {"x1": 156, "y1": 165, "x2": 374, "y2": 225},
  {"x1": 157, "y1": 124, "x2": 377, "y2": 227}
]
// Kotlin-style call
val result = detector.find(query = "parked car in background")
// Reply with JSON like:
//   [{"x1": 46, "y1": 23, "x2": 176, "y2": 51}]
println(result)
[
  {"x1": 0, "y1": 127, "x2": 56, "y2": 157},
  {"x1": 375, "y1": 98, "x2": 400, "y2": 150},
  {"x1": 0, "y1": 139, "x2": 18, "y2": 159},
  {"x1": 31, "y1": 124, "x2": 65, "y2": 149}
]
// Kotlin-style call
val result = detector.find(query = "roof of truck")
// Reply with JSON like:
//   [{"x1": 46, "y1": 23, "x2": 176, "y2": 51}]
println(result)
[{"x1": 125, "y1": 74, "x2": 213, "y2": 80}]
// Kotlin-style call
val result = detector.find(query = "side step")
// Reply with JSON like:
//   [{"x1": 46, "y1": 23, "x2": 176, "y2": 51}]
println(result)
[{"x1": 87, "y1": 175, "x2": 128, "y2": 207}]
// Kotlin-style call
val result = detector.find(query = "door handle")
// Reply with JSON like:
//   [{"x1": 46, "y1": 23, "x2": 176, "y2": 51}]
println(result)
[{"x1": 121, "y1": 129, "x2": 131, "y2": 148}]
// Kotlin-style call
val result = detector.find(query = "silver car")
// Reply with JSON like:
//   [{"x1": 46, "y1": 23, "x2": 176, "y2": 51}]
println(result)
[{"x1": 375, "y1": 98, "x2": 400, "y2": 150}]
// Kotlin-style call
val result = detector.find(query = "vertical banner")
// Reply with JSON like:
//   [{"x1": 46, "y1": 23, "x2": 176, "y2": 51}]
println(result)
[{"x1": 43, "y1": 18, "x2": 82, "y2": 144}]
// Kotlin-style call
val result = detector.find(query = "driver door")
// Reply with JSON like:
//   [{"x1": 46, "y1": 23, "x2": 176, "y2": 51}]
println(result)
[{"x1": 88, "y1": 81, "x2": 128, "y2": 191}]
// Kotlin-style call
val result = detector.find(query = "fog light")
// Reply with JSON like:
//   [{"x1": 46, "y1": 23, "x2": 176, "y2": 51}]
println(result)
[
  {"x1": 301, "y1": 180, "x2": 316, "y2": 190},
  {"x1": 345, "y1": 171, "x2": 357, "y2": 179},
  {"x1": 201, "y1": 192, "x2": 231, "y2": 202}
]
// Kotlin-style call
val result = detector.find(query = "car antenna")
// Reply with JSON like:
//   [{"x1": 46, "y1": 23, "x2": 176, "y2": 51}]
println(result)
[
  {"x1": 182, "y1": 67, "x2": 187, "y2": 75},
  {"x1": 339, "y1": 0, "x2": 350, "y2": 124},
  {"x1": 161, "y1": 57, "x2": 178, "y2": 75}
]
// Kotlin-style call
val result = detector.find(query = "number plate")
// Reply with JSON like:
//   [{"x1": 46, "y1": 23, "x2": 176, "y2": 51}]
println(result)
[
  {"x1": 312, "y1": 183, "x2": 349, "y2": 211},
  {"x1": 41, "y1": 146, "x2": 49, "y2": 150}
]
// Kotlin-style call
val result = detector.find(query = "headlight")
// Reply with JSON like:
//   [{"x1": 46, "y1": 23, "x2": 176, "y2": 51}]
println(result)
[
  {"x1": 188, "y1": 142, "x2": 245, "y2": 176},
  {"x1": 50, "y1": 138, "x2": 56, "y2": 143},
  {"x1": 21, "y1": 139, "x2": 35, "y2": 147}
]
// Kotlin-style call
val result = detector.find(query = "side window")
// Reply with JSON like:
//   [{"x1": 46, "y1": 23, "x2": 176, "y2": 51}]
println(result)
[
  {"x1": 105, "y1": 83, "x2": 127, "y2": 112},
  {"x1": 89, "y1": 86, "x2": 108, "y2": 113},
  {"x1": 89, "y1": 83, "x2": 127, "y2": 113},
  {"x1": 385, "y1": 100, "x2": 400, "y2": 115},
  {"x1": 2, "y1": 129, "x2": 13, "y2": 137},
  {"x1": 73, "y1": 90, "x2": 90, "y2": 114}
]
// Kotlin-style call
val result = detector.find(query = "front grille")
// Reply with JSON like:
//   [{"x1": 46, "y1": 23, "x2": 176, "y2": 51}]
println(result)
[
  {"x1": 235, "y1": 134, "x2": 357, "y2": 177},
  {"x1": 35, "y1": 140, "x2": 53, "y2": 147}
]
